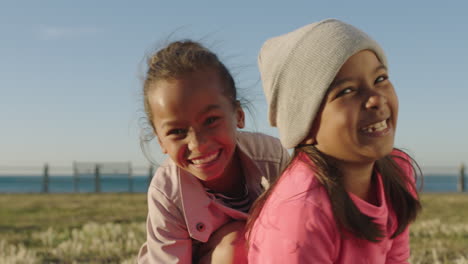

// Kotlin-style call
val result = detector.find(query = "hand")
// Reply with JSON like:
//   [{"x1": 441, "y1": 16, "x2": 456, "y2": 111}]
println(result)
[{"x1": 196, "y1": 221, "x2": 247, "y2": 264}]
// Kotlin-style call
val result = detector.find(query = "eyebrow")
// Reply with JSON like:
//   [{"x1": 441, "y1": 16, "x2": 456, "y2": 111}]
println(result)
[
  {"x1": 160, "y1": 120, "x2": 182, "y2": 131},
  {"x1": 201, "y1": 104, "x2": 221, "y2": 115},
  {"x1": 160, "y1": 104, "x2": 221, "y2": 130},
  {"x1": 374, "y1": 64, "x2": 388, "y2": 73},
  {"x1": 329, "y1": 64, "x2": 388, "y2": 90}
]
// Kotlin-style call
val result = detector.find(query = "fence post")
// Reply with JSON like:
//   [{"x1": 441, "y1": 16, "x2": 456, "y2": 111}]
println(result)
[
  {"x1": 95, "y1": 164, "x2": 101, "y2": 193},
  {"x1": 73, "y1": 161, "x2": 78, "y2": 193},
  {"x1": 42, "y1": 163, "x2": 49, "y2": 193},
  {"x1": 459, "y1": 163, "x2": 465, "y2": 192},
  {"x1": 128, "y1": 162, "x2": 133, "y2": 193}
]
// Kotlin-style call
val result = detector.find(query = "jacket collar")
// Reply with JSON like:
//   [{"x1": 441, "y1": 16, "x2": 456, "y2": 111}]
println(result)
[{"x1": 178, "y1": 134, "x2": 265, "y2": 241}]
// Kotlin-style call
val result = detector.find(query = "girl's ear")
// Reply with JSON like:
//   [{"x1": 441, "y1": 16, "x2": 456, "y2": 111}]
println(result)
[
  {"x1": 301, "y1": 115, "x2": 321, "y2": 145},
  {"x1": 235, "y1": 101, "x2": 245, "y2": 129}
]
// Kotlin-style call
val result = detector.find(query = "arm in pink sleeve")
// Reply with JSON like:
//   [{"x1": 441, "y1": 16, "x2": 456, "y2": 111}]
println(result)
[
  {"x1": 138, "y1": 186, "x2": 192, "y2": 264},
  {"x1": 386, "y1": 227, "x2": 410, "y2": 264},
  {"x1": 249, "y1": 201, "x2": 336, "y2": 264},
  {"x1": 298, "y1": 205, "x2": 337, "y2": 263}
]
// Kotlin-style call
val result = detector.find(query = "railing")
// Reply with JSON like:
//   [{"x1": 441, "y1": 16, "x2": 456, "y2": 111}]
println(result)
[
  {"x1": 0, "y1": 163, "x2": 157, "y2": 193},
  {"x1": 0, "y1": 163, "x2": 466, "y2": 193}
]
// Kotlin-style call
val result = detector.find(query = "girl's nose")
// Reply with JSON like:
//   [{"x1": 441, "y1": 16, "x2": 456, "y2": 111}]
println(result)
[
  {"x1": 365, "y1": 93, "x2": 387, "y2": 110},
  {"x1": 187, "y1": 130, "x2": 208, "y2": 152}
]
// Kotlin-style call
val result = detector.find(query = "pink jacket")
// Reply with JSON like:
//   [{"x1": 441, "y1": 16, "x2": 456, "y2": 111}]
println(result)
[
  {"x1": 138, "y1": 131, "x2": 289, "y2": 263},
  {"x1": 248, "y1": 150, "x2": 415, "y2": 264}
]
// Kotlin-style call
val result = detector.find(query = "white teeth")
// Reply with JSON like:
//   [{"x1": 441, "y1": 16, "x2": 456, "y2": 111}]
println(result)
[
  {"x1": 191, "y1": 152, "x2": 218, "y2": 165},
  {"x1": 361, "y1": 120, "x2": 388, "y2": 133}
]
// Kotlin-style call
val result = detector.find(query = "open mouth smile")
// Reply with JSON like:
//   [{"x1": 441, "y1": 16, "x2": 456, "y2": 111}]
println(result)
[
  {"x1": 189, "y1": 150, "x2": 221, "y2": 166},
  {"x1": 361, "y1": 119, "x2": 388, "y2": 133}
]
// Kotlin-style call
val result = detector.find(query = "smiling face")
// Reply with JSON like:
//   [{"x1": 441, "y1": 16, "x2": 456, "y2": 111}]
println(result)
[
  {"x1": 306, "y1": 50, "x2": 398, "y2": 165},
  {"x1": 148, "y1": 68, "x2": 244, "y2": 183}
]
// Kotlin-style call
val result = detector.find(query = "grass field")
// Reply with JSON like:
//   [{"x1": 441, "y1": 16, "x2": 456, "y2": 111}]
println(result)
[{"x1": 0, "y1": 193, "x2": 467, "y2": 263}]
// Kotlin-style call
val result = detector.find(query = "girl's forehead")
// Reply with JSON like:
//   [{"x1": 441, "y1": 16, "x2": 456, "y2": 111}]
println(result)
[
  {"x1": 148, "y1": 71, "x2": 235, "y2": 122},
  {"x1": 152, "y1": 69, "x2": 235, "y2": 108},
  {"x1": 333, "y1": 51, "x2": 384, "y2": 81},
  {"x1": 158, "y1": 69, "x2": 224, "y2": 91}
]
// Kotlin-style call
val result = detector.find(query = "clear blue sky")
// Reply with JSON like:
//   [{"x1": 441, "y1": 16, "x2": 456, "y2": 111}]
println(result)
[{"x1": 1, "y1": 0, "x2": 467, "y2": 170}]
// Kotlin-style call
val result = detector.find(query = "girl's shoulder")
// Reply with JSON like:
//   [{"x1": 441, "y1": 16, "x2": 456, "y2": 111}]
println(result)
[
  {"x1": 389, "y1": 149, "x2": 414, "y2": 177},
  {"x1": 148, "y1": 158, "x2": 183, "y2": 200},
  {"x1": 236, "y1": 131, "x2": 287, "y2": 162},
  {"x1": 237, "y1": 131, "x2": 284, "y2": 149},
  {"x1": 254, "y1": 156, "x2": 336, "y2": 241},
  {"x1": 390, "y1": 148, "x2": 410, "y2": 161},
  {"x1": 387, "y1": 149, "x2": 420, "y2": 197},
  {"x1": 267, "y1": 153, "x2": 329, "y2": 209},
  {"x1": 149, "y1": 158, "x2": 207, "y2": 205}
]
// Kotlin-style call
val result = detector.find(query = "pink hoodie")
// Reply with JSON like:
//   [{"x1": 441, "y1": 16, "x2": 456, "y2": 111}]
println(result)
[{"x1": 248, "y1": 150, "x2": 415, "y2": 264}]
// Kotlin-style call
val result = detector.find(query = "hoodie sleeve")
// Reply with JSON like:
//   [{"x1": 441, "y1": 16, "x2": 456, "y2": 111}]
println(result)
[{"x1": 137, "y1": 185, "x2": 192, "y2": 264}]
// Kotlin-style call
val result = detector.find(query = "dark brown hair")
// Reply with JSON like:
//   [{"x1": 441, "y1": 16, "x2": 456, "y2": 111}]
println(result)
[{"x1": 247, "y1": 146, "x2": 422, "y2": 243}]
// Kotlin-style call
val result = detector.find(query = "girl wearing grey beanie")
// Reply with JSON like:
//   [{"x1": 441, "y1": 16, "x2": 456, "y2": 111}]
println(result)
[{"x1": 246, "y1": 19, "x2": 421, "y2": 263}]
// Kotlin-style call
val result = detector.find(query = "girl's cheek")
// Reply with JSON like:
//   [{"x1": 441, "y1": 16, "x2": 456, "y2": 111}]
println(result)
[{"x1": 177, "y1": 144, "x2": 188, "y2": 160}]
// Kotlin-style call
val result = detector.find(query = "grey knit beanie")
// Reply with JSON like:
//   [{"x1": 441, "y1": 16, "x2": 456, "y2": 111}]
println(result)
[{"x1": 259, "y1": 19, "x2": 388, "y2": 149}]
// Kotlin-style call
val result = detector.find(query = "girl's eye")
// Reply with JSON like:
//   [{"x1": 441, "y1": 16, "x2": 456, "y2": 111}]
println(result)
[
  {"x1": 168, "y1": 129, "x2": 186, "y2": 136},
  {"x1": 375, "y1": 75, "x2": 388, "y2": 84},
  {"x1": 205, "y1": 116, "x2": 220, "y2": 126},
  {"x1": 336, "y1": 87, "x2": 353, "y2": 98}
]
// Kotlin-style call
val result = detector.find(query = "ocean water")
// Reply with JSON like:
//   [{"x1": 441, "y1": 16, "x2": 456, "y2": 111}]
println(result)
[
  {"x1": 0, "y1": 175, "x2": 150, "y2": 193},
  {"x1": 0, "y1": 174, "x2": 466, "y2": 193},
  {"x1": 418, "y1": 174, "x2": 467, "y2": 192}
]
